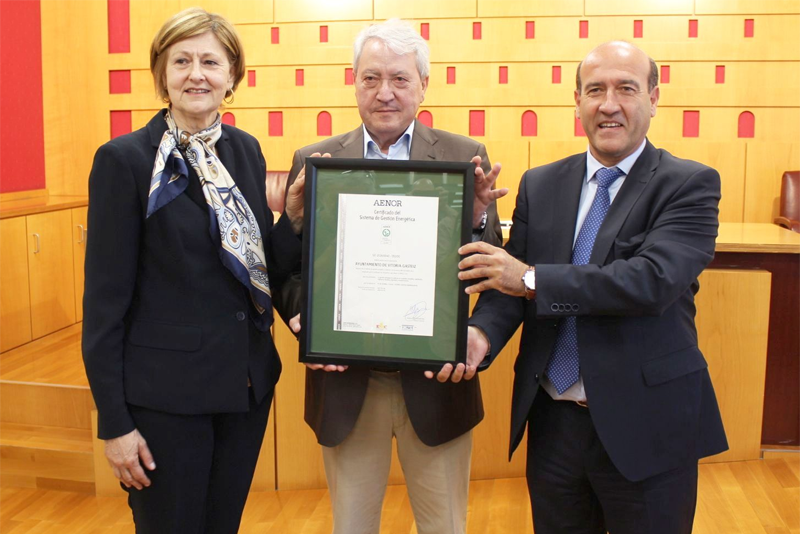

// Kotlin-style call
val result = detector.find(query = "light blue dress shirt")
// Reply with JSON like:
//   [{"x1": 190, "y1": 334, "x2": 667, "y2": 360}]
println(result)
[{"x1": 543, "y1": 139, "x2": 647, "y2": 403}]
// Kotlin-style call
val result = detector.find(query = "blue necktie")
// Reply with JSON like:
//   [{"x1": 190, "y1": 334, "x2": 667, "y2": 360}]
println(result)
[{"x1": 545, "y1": 166, "x2": 625, "y2": 394}]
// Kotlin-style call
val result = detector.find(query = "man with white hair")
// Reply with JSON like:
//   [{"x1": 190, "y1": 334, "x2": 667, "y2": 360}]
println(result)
[{"x1": 277, "y1": 18, "x2": 505, "y2": 534}]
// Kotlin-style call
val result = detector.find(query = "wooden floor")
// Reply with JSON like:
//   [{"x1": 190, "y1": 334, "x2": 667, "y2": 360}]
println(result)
[
  {"x1": 0, "y1": 324, "x2": 86, "y2": 387},
  {"x1": 1, "y1": 456, "x2": 798, "y2": 533}
]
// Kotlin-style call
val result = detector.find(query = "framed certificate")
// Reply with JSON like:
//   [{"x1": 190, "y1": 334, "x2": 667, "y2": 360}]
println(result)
[{"x1": 300, "y1": 158, "x2": 475, "y2": 370}]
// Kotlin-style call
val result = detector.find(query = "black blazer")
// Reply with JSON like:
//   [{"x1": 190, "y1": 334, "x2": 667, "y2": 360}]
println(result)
[
  {"x1": 470, "y1": 140, "x2": 728, "y2": 481},
  {"x1": 275, "y1": 122, "x2": 501, "y2": 447},
  {"x1": 82, "y1": 110, "x2": 301, "y2": 439}
]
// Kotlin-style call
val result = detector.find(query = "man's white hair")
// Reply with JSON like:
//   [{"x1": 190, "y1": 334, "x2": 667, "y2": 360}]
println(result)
[{"x1": 353, "y1": 19, "x2": 430, "y2": 79}]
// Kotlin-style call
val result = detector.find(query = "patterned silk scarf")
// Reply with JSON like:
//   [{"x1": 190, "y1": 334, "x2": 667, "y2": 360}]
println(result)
[{"x1": 146, "y1": 111, "x2": 273, "y2": 331}]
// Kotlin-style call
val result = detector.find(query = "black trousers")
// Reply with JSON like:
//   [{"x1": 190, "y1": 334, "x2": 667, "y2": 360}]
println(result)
[
  {"x1": 123, "y1": 387, "x2": 273, "y2": 534},
  {"x1": 526, "y1": 391, "x2": 698, "y2": 534}
]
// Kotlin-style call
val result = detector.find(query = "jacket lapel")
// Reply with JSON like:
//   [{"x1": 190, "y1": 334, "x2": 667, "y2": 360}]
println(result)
[
  {"x1": 409, "y1": 120, "x2": 443, "y2": 161},
  {"x1": 334, "y1": 126, "x2": 367, "y2": 158},
  {"x1": 589, "y1": 140, "x2": 658, "y2": 264},
  {"x1": 551, "y1": 155, "x2": 587, "y2": 264}
]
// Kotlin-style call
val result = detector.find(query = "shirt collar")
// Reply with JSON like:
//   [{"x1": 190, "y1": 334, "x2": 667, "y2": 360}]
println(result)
[
  {"x1": 584, "y1": 139, "x2": 647, "y2": 182},
  {"x1": 363, "y1": 121, "x2": 415, "y2": 160}
]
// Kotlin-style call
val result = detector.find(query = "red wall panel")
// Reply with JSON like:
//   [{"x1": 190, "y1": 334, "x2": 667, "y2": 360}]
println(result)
[
  {"x1": 0, "y1": 0, "x2": 46, "y2": 193},
  {"x1": 107, "y1": 0, "x2": 130, "y2": 53}
]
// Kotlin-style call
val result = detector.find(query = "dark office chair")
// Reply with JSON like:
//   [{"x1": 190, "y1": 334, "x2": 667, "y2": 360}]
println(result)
[
  {"x1": 266, "y1": 170, "x2": 289, "y2": 213},
  {"x1": 774, "y1": 171, "x2": 800, "y2": 233}
]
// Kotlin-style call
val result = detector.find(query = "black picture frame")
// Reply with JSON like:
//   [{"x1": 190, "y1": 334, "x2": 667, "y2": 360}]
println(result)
[{"x1": 299, "y1": 157, "x2": 475, "y2": 370}]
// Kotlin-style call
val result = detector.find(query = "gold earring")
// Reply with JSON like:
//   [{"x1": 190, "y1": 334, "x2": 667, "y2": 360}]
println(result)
[{"x1": 224, "y1": 88, "x2": 234, "y2": 105}]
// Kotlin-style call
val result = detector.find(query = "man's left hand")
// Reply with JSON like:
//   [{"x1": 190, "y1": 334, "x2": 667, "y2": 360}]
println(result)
[
  {"x1": 471, "y1": 156, "x2": 507, "y2": 228},
  {"x1": 458, "y1": 241, "x2": 528, "y2": 296}
]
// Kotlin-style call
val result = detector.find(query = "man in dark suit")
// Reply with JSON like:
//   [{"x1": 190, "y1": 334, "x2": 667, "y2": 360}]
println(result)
[
  {"x1": 456, "y1": 41, "x2": 728, "y2": 533},
  {"x1": 276, "y1": 19, "x2": 505, "y2": 534}
]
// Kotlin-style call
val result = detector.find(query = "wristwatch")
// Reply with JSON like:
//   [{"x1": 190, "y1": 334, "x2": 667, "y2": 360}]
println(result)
[
  {"x1": 474, "y1": 211, "x2": 488, "y2": 232},
  {"x1": 522, "y1": 265, "x2": 536, "y2": 300}
]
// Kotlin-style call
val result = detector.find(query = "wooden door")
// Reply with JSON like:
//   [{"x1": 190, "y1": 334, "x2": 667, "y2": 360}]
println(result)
[
  {"x1": 71, "y1": 207, "x2": 87, "y2": 321},
  {"x1": 0, "y1": 217, "x2": 32, "y2": 351},
  {"x1": 27, "y1": 210, "x2": 76, "y2": 339}
]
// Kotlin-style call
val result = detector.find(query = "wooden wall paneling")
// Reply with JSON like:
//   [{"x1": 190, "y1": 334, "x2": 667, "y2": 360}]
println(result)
[
  {"x1": 602, "y1": 16, "x2": 800, "y2": 62},
  {"x1": 179, "y1": 0, "x2": 274, "y2": 23},
  {"x1": 421, "y1": 107, "x2": 471, "y2": 139},
  {"x1": 375, "y1": 0, "x2": 477, "y2": 20},
  {"x1": 696, "y1": 268, "x2": 771, "y2": 463},
  {"x1": 239, "y1": 22, "x2": 363, "y2": 67},
  {"x1": 424, "y1": 63, "x2": 579, "y2": 108},
  {"x1": 481, "y1": 139, "x2": 532, "y2": 222},
  {"x1": 655, "y1": 141, "x2": 746, "y2": 223},
  {"x1": 128, "y1": 0, "x2": 182, "y2": 68},
  {"x1": 657, "y1": 62, "x2": 800, "y2": 108},
  {"x1": 445, "y1": 18, "x2": 614, "y2": 64},
  {"x1": 585, "y1": 0, "x2": 694, "y2": 16},
  {"x1": 40, "y1": 0, "x2": 108, "y2": 196},
  {"x1": 273, "y1": 318, "x2": 327, "y2": 490},
  {"x1": 528, "y1": 137, "x2": 591, "y2": 168},
  {"x1": 251, "y1": 398, "x2": 277, "y2": 491},
  {"x1": 131, "y1": 110, "x2": 160, "y2": 132},
  {"x1": 261, "y1": 139, "x2": 313, "y2": 174},
  {"x1": 535, "y1": 108, "x2": 588, "y2": 143},
  {"x1": 274, "y1": 0, "x2": 371, "y2": 24},
  {"x1": 470, "y1": 317, "x2": 526, "y2": 479},
  {"x1": 740, "y1": 108, "x2": 800, "y2": 142},
  {"x1": 695, "y1": 0, "x2": 800, "y2": 15},
  {"x1": 0, "y1": 217, "x2": 32, "y2": 352},
  {"x1": 117, "y1": 70, "x2": 162, "y2": 111},
  {"x1": 258, "y1": 108, "x2": 363, "y2": 170},
  {"x1": 0, "y1": 382, "x2": 94, "y2": 430},
  {"x1": 71, "y1": 207, "x2": 87, "y2": 322},
  {"x1": 646, "y1": 108, "x2": 799, "y2": 143},
  {"x1": 235, "y1": 65, "x2": 359, "y2": 109},
  {"x1": 0, "y1": 445, "x2": 94, "y2": 485},
  {"x1": 744, "y1": 142, "x2": 800, "y2": 223},
  {"x1": 477, "y1": 0, "x2": 584, "y2": 17},
  {"x1": 26, "y1": 210, "x2": 76, "y2": 339}
]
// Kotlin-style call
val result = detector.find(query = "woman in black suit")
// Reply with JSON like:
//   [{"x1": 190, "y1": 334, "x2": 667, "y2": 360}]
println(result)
[{"x1": 82, "y1": 8, "x2": 303, "y2": 532}]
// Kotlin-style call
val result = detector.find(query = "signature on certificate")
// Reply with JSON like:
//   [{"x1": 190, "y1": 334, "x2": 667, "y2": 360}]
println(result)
[{"x1": 404, "y1": 302, "x2": 428, "y2": 319}]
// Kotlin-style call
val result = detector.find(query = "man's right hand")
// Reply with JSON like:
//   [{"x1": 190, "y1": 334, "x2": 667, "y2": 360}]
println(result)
[
  {"x1": 285, "y1": 152, "x2": 331, "y2": 235},
  {"x1": 104, "y1": 428, "x2": 156, "y2": 490},
  {"x1": 290, "y1": 313, "x2": 348, "y2": 372}
]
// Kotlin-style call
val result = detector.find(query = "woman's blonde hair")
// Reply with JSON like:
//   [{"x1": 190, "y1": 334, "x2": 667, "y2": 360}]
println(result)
[{"x1": 150, "y1": 7, "x2": 245, "y2": 102}]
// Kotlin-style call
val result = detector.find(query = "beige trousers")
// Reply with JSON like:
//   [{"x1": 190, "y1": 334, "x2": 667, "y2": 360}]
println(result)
[{"x1": 322, "y1": 371, "x2": 472, "y2": 534}]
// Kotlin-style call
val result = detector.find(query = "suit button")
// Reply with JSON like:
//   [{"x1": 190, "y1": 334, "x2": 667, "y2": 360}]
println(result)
[
  {"x1": 236, "y1": 311, "x2": 246, "y2": 321},
  {"x1": 558, "y1": 304, "x2": 566, "y2": 312},
  {"x1": 551, "y1": 304, "x2": 559, "y2": 312},
  {"x1": 574, "y1": 304, "x2": 580, "y2": 311}
]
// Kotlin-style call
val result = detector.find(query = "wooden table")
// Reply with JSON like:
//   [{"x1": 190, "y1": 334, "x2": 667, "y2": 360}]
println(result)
[{"x1": 711, "y1": 223, "x2": 800, "y2": 446}]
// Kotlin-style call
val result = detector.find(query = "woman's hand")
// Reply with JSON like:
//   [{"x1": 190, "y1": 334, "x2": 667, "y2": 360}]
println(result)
[
  {"x1": 285, "y1": 152, "x2": 331, "y2": 234},
  {"x1": 105, "y1": 428, "x2": 156, "y2": 490}
]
